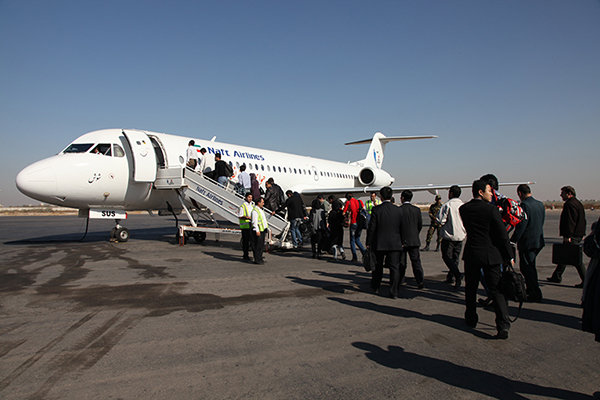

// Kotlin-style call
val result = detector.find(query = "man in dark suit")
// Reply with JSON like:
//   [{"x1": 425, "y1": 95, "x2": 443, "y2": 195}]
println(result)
[
  {"x1": 510, "y1": 184, "x2": 545, "y2": 302},
  {"x1": 460, "y1": 179, "x2": 514, "y2": 339},
  {"x1": 367, "y1": 187, "x2": 403, "y2": 298},
  {"x1": 399, "y1": 190, "x2": 425, "y2": 289},
  {"x1": 548, "y1": 185, "x2": 587, "y2": 287}
]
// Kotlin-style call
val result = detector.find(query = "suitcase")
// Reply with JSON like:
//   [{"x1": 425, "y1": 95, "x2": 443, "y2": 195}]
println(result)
[{"x1": 552, "y1": 243, "x2": 583, "y2": 266}]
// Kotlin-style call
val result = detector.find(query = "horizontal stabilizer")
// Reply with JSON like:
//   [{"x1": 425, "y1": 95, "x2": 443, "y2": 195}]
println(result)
[{"x1": 344, "y1": 135, "x2": 437, "y2": 146}]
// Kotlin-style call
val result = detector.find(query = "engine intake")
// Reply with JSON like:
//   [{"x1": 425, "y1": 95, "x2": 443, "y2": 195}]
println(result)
[{"x1": 358, "y1": 167, "x2": 394, "y2": 187}]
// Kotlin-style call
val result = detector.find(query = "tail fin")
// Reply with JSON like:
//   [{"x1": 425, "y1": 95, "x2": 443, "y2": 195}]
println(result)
[{"x1": 345, "y1": 132, "x2": 437, "y2": 169}]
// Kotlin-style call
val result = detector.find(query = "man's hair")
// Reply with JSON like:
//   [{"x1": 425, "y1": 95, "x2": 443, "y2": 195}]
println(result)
[
  {"x1": 327, "y1": 195, "x2": 336, "y2": 202},
  {"x1": 480, "y1": 174, "x2": 499, "y2": 190},
  {"x1": 401, "y1": 190, "x2": 413, "y2": 202},
  {"x1": 266, "y1": 177, "x2": 274, "y2": 184},
  {"x1": 188, "y1": 140, "x2": 195, "y2": 146},
  {"x1": 517, "y1": 184, "x2": 531, "y2": 195},
  {"x1": 255, "y1": 196, "x2": 264, "y2": 205},
  {"x1": 311, "y1": 198, "x2": 322, "y2": 210},
  {"x1": 240, "y1": 164, "x2": 246, "y2": 172},
  {"x1": 561, "y1": 185, "x2": 576, "y2": 197},
  {"x1": 200, "y1": 148, "x2": 206, "y2": 154},
  {"x1": 448, "y1": 185, "x2": 461, "y2": 199},
  {"x1": 245, "y1": 192, "x2": 252, "y2": 199},
  {"x1": 286, "y1": 190, "x2": 293, "y2": 197},
  {"x1": 345, "y1": 192, "x2": 353, "y2": 200},
  {"x1": 379, "y1": 186, "x2": 393, "y2": 201},
  {"x1": 472, "y1": 179, "x2": 488, "y2": 198},
  {"x1": 317, "y1": 194, "x2": 324, "y2": 200},
  {"x1": 215, "y1": 153, "x2": 221, "y2": 159}
]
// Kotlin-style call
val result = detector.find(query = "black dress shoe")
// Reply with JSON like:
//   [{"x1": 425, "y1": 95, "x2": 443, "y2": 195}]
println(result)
[
  {"x1": 454, "y1": 275, "x2": 462, "y2": 288},
  {"x1": 496, "y1": 330, "x2": 509, "y2": 340},
  {"x1": 465, "y1": 313, "x2": 478, "y2": 328},
  {"x1": 574, "y1": 282, "x2": 584, "y2": 288},
  {"x1": 417, "y1": 282, "x2": 425, "y2": 289},
  {"x1": 546, "y1": 276, "x2": 561, "y2": 283}
]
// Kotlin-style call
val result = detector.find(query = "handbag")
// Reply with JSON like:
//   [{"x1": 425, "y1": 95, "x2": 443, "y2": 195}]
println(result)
[
  {"x1": 500, "y1": 264, "x2": 527, "y2": 322},
  {"x1": 363, "y1": 248, "x2": 376, "y2": 272}
]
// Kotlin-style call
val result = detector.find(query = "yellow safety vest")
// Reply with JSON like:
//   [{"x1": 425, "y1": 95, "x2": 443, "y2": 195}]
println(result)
[
  {"x1": 254, "y1": 207, "x2": 269, "y2": 232},
  {"x1": 239, "y1": 202, "x2": 252, "y2": 229},
  {"x1": 366, "y1": 199, "x2": 381, "y2": 214}
]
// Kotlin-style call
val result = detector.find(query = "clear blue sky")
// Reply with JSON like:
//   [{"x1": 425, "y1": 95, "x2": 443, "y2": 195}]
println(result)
[{"x1": 1, "y1": 0, "x2": 599, "y2": 205}]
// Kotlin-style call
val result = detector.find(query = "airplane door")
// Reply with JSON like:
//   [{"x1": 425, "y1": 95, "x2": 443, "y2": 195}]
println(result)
[
  {"x1": 311, "y1": 166, "x2": 319, "y2": 181},
  {"x1": 122, "y1": 130, "x2": 157, "y2": 182}
]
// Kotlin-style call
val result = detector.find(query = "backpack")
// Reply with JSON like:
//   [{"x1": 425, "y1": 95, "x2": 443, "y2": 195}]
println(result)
[
  {"x1": 498, "y1": 197, "x2": 526, "y2": 231},
  {"x1": 356, "y1": 200, "x2": 368, "y2": 230},
  {"x1": 583, "y1": 219, "x2": 600, "y2": 258}
]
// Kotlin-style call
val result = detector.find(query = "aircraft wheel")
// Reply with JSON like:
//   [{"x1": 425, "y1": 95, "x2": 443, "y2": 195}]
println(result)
[
  {"x1": 115, "y1": 227, "x2": 130, "y2": 242},
  {"x1": 193, "y1": 232, "x2": 206, "y2": 243}
]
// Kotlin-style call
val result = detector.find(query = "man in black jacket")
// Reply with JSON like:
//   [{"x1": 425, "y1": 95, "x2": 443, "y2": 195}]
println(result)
[
  {"x1": 264, "y1": 178, "x2": 284, "y2": 213},
  {"x1": 511, "y1": 184, "x2": 545, "y2": 302},
  {"x1": 273, "y1": 190, "x2": 307, "y2": 248},
  {"x1": 399, "y1": 190, "x2": 425, "y2": 289},
  {"x1": 367, "y1": 187, "x2": 404, "y2": 298},
  {"x1": 548, "y1": 185, "x2": 587, "y2": 287},
  {"x1": 460, "y1": 180, "x2": 514, "y2": 339}
]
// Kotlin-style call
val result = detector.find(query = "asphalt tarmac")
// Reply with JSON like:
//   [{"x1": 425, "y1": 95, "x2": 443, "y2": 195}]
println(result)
[{"x1": 1, "y1": 210, "x2": 599, "y2": 399}]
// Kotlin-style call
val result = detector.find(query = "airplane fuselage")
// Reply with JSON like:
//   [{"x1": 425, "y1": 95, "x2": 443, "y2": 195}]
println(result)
[{"x1": 16, "y1": 129, "x2": 394, "y2": 211}]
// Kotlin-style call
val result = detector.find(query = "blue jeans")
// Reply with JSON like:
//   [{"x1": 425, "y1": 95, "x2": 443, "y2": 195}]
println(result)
[
  {"x1": 349, "y1": 223, "x2": 366, "y2": 258},
  {"x1": 290, "y1": 218, "x2": 303, "y2": 246},
  {"x1": 217, "y1": 176, "x2": 228, "y2": 186}
]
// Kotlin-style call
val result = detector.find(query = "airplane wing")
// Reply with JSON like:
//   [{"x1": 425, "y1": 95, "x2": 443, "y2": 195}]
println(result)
[{"x1": 299, "y1": 181, "x2": 535, "y2": 196}]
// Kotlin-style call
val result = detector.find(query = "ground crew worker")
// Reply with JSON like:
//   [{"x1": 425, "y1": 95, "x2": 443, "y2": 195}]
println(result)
[
  {"x1": 365, "y1": 192, "x2": 381, "y2": 224},
  {"x1": 239, "y1": 192, "x2": 254, "y2": 261},
  {"x1": 422, "y1": 195, "x2": 442, "y2": 251},
  {"x1": 251, "y1": 197, "x2": 269, "y2": 264}
]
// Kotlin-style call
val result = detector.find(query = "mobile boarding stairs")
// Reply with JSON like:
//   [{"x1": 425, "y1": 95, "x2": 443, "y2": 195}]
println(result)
[{"x1": 154, "y1": 167, "x2": 291, "y2": 247}]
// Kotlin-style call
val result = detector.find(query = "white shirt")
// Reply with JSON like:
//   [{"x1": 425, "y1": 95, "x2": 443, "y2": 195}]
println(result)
[
  {"x1": 238, "y1": 171, "x2": 251, "y2": 189},
  {"x1": 251, "y1": 206, "x2": 267, "y2": 232},
  {"x1": 197, "y1": 153, "x2": 207, "y2": 173},
  {"x1": 186, "y1": 146, "x2": 197, "y2": 162},
  {"x1": 436, "y1": 197, "x2": 466, "y2": 241}
]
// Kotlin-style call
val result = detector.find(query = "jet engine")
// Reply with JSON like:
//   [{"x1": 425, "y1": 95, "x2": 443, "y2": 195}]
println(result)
[{"x1": 358, "y1": 167, "x2": 394, "y2": 187}]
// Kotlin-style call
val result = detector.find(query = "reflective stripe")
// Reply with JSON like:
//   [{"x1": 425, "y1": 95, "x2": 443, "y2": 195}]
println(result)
[
  {"x1": 239, "y1": 203, "x2": 251, "y2": 229},
  {"x1": 254, "y1": 207, "x2": 269, "y2": 231}
]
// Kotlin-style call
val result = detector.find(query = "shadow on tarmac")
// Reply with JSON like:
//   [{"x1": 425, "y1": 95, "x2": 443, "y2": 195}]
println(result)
[{"x1": 352, "y1": 342, "x2": 593, "y2": 399}]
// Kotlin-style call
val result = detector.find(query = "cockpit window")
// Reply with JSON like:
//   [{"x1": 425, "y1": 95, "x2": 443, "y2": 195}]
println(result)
[
  {"x1": 63, "y1": 143, "x2": 93, "y2": 153},
  {"x1": 91, "y1": 143, "x2": 112, "y2": 156},
  {"x1": 113, "y1": 144, "x2": 125, "y2": 157}
]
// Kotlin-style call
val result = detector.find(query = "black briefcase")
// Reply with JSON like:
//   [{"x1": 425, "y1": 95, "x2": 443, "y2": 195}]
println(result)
[{"x1": 552, "y1": 243, "x2": 583, "y2": 266}]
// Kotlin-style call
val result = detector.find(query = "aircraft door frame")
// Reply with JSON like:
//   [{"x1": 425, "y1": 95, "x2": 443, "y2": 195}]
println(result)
[
  {"x1": 122, "y1": 130, "x2": 157, "y2": 182},
  {"x1": 311, "y1": 166, "x2": 319, "y2": 181}
]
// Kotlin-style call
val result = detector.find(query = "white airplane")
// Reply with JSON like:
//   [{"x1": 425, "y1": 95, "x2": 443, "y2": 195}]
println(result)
[{"x1": 15, "y1": 128, "x2": 528, "y2": 242}]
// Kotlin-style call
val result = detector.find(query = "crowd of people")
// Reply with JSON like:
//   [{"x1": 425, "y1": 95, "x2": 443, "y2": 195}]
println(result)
[{"x1": 187, "y1": 146, "x2": 599, "y2": 342}]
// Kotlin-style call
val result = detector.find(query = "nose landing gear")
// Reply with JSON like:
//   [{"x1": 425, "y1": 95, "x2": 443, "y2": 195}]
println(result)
[{"x1": 110, "y1": 219, "x2": 130, "y2": 242}]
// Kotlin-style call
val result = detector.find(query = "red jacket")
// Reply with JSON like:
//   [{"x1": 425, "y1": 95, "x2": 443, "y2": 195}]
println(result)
[{"x1": 343, "y1": 198, "x2": 364, "y2": 224}]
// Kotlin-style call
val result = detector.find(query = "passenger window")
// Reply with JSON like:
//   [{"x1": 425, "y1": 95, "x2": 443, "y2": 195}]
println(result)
[
  {"x1": 91, "y1": 143, "x2": 112, "y2": 156},
  {"x1": 63, "y1": 143, "x2": 93, "y2": 153},
  {"x1": 249, "y1": 164, "x2": 253, "y2": 170},
  {"x1": 283, "y1": 167, "x2": 287, "y2": 173},
  {"x1": 294, "y1": 168, "x2": 297, "y2": 174},
  {"x1": 113, "y1": 144, "x2": 125, "y2": 157},
  {"x1": 278, "y1": 166, "x2": 282, "y2": 172},
  {"x1": 261, "y1": 165, "x2": 265, "y2": 171},
  {"x1": 236, "y1": 162, "x2": 240, "y2": 168},
  {"x1": 255, "y1": 164, "x2": 259, "y2": 170}
]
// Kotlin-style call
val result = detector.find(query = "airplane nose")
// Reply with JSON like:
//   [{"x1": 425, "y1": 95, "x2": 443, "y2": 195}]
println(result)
[{"x1": 16, "y1": 160, "x2": 57, "y2": 202}]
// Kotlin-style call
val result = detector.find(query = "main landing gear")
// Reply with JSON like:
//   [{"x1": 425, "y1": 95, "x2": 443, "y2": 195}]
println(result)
[{"x1": 110, "y1": 219, "x2": 130, "y2": 242}]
